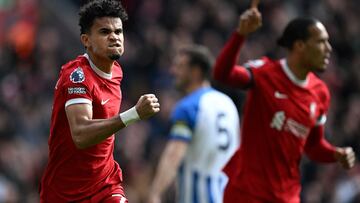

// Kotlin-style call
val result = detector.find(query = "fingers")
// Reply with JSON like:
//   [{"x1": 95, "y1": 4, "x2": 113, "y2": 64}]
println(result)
[
  {"x1": 338, "y1": 147, "x2": 356, "y2": 169},
  {"x1": 139, "y1": 94, "x2": 160, "y2": 113},
  {"x1": 152, "y1": 102, "x2": 161, "y2": 113},
  {"x1": 250, "y1": 9, "x2": 262, "y2": 27},
  {"x1": 140, "y1": 94, "x2": 156, "y2": 101},
  {"x1": 240, "y1": 8, "x2": 262, "y2": 25},
  {"x1": 237, "y1": 2, "x2": 262, "y2": 35},
  {"x1": 251, "y1": 0, "x2": 260, "y2": 9},
  {"x1": 344, "y1": 147, "x2": 356, "y2": 169},
  {"x1": 145, "y1": 94, "x2": 160, "y2": 109}
]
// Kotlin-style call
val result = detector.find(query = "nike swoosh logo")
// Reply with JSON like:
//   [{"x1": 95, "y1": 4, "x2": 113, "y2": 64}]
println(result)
[
  {"x1": 274, "y1": 91, "x2": 288, "y2": 99},
  {"x1": 101, "y1": 99, "x2": 110, "y2": 105}
]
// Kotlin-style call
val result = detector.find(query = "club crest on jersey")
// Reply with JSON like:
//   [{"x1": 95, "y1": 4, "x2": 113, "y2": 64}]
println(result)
[{"x1": 70, "y1": 67, "x2": 85, "y2": 83}]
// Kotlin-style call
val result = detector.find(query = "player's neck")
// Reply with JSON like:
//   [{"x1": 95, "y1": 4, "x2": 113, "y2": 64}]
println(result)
[
  {"x1": 286, "y1": 55, "x2": 309, "y2": 80},
  {"x1": 185, "y1": 80, "x2": 210, "y2": 95},
  {"x1": 87, "y1": 52, "x2": 114, "y2": 74}
]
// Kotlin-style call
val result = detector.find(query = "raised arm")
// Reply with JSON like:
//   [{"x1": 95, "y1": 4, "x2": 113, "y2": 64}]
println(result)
[{"x1": 213, "y1": 7, "x2": 262, "y2": 88}]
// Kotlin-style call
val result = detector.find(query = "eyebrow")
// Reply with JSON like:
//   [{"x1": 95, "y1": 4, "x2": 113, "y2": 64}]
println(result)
[
  {"x1": 98, "y1": 27, "x2": 123, "y2": 32},
  {"x1": 99, "y1": 27, "x2": 110, "y2": 31}
]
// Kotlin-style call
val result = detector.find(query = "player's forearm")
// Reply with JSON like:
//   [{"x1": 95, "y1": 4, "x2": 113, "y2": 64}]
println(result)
[
  {"x1": 304, "y1": 126, "x2": 336, "y2": 163},
  {"x1": 213, "y1": 32, "x2": 245, "y2": 84},
  {"x1": 151, "y1": 141, "x2": 187, "y2": 198},
  {"x1": 70, "y1": 115, "x2": 126, "y2": 149},
  {"x1": 305, "y1": 139, "x2": 336, "y2": 163},
  {"x1": 151, "y1": 155, "x2": 179, "y2": 197}
]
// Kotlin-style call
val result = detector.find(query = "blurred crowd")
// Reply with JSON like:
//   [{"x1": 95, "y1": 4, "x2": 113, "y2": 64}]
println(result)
[{"x1": 0, "y1": 0, "x2": 359, "y2": 202}]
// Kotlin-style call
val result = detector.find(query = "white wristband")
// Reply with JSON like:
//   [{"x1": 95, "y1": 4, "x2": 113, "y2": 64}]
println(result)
[{"x1": 119, "y1": 107, "x2": 140, "y2": 126}]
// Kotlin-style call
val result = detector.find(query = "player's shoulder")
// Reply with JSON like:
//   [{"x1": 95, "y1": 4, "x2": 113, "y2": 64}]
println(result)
[
  {"x1": 308, "y1": 73, "x2": 330, "y2": 102},
  {"x1": 175, "y1": 92, "x2": 199, "y2": 111},
  {"x1": 61, "y1": 55, "x2": 90, "y2": 74},
  {"x1": 201, "y1": 89, "x2": 238, "y2": 116},
  {"x1": 171, "y1": 95, "x2": 194, "y2": 122},
  {"x1": 242, "y1": 56, "x2": 274, "y2": 69},
  {"x1": 243, "y1": 57, "x2": 280, "y2": 79},
  {"x1": 57, "y1": 54, "x2": 94, "y2": 86},
  {"x1": 244, "y1": 57, "x2": 283, "y2": 82},
  {"x1": 173, "y1": 88, "x2": 210, "y2": 112},
  {"x1": 184, "y1": 87, "x2": 214, "y2": 103},
  {"x1": 203, "y1": 88, "x2": 234, "y2": 103}
]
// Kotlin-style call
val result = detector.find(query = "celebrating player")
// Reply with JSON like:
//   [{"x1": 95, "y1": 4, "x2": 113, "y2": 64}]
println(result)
[
  {"x1": 40, "y1": 0, "x2": 160, "y2": 202},
  {"x1": 212, "y1": 2, "x2": 356, "y2": 203},
  {"x1": 149, "y1": 45, "x2": 240, "y2": 203}
]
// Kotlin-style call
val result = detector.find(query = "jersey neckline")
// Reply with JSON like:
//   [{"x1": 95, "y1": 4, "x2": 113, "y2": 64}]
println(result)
[
  {"x1": 83, "y1": 53, "x2": 113, "y2": 80},
  {"x1": 280, "y1": 58, "x2": 309, "y2": 87}
]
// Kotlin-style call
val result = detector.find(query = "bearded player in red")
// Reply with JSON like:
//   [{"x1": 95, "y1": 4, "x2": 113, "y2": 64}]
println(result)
[
  {"x1": 213, "y1": 1, "x2": 356, "y2": 202},
  {"x1": 40, "y1": 0, "x2": 160, "y2": 202}
]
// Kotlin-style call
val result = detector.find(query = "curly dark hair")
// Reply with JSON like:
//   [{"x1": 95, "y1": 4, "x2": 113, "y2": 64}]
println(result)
[{"x1": 79, "y1": 0, "x2": 128, "y2": 34}]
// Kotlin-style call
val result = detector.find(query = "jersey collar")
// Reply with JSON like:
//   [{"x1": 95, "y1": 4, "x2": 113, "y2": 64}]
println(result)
[
  {"x1": 84, "y1": 53, "x2": 112, "y2": 80},
  {"x1": 280, "y1": 58, "x2": 309, "y2": 87}
]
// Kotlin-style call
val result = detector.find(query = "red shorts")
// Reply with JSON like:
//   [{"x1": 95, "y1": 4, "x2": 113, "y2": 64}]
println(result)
[
  {"x1": 86, "y1": 193, "x2": 128, "y2": 203},
  {"x1": 77, "y1": 184, "x2": 127, "y2": 203},
  {"x1": 224, "y1": 183, "x2": 265, "y2": 203},
  {"x1": 40, "y1": 184, "x2": 127, "y2": 203}
]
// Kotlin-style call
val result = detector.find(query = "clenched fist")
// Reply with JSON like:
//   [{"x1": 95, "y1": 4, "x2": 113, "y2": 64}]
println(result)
[
  {"x1": 237, "y1": 0, "x2": 262, "y2": 36},
  {"x1": 335, "y1": 147, "x2": 356, "y2": 169},
  {"x1": 135, "y1": 94, "x2": 160, "y2": 120}
]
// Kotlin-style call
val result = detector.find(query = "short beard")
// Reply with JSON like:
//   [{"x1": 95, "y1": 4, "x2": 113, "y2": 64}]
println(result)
[{"x1": 109, "y1": 53, "x2": 121, "y2": 60}]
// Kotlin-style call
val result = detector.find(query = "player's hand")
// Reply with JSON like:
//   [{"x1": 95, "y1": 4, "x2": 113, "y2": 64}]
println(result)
[
  {"x1": 135, "y1": 94, "x2": 160, "y2": 120},
  {"x1": 334, "y1": 147, "x2": 356, "y2": 169},
  {"x1": 237, "y1": 0, "x2": 262, "y2": 36}
]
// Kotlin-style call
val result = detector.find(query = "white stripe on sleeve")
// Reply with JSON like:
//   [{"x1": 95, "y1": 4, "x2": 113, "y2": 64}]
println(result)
[{"x1": 65, "y1": 98, "x2": 92, "y2": 108}]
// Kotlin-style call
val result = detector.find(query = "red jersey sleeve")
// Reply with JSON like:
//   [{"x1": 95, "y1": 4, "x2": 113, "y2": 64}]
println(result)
[
  {"x1": 305, "y1": 84, "x2": 336, "y2": 163},
  {"x1": 212, "y1": 32, "x2": 253, "y2": 88},
  {"x1": 315, "y1": 80, "x2": 331, "y2": 126},
  {"x1": 304, "y1": 125, "x2": 336, "y2": 163},
  {"x1": 60, "y1": 65, "x2": 93, "y2": 107}
]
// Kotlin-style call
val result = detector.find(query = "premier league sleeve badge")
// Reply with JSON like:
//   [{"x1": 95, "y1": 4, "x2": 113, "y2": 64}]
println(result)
[{"x1": 70, "y1": 67, "x2": 85, "y2": 83}]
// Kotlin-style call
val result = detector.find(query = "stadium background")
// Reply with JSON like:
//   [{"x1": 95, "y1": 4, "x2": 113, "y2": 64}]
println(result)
[{"x1": 0, "y1": 0, "x2": 359, "y2": 202}]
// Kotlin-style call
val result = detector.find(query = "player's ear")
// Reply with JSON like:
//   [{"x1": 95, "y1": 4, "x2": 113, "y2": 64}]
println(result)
[
  {"x1": 192, "y1": 65, "x2": 203, "y2": 80},
  {"x1": 80, "y1": 34, "x2": 90, "y2": 49},
  {"x1": 293, "y1": 40, "x2": 305, "y2": 52}
]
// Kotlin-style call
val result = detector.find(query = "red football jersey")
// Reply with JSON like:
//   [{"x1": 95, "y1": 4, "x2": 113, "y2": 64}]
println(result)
[
  {"x1": 225, "y1": 58, "x2": 330, "y2": 202},
  {"x1": 40, "y1": 54, "x2": 124, "y2": 202},
  {"x1": 214, "y1": 33, "x2": 337, "y2": 202}
]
